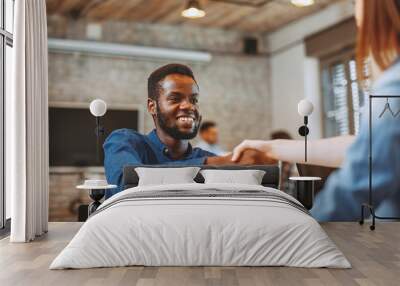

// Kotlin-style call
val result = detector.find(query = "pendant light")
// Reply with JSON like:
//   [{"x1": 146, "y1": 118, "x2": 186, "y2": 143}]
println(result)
[
  {"x1": 182, "y1": 0, "x2": 206, "y2": 19},
  {"x1": 291, "y1": 0, "x2": 314, "y2": 7}
]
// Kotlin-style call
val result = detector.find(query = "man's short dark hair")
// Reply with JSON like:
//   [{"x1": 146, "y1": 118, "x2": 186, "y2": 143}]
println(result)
[
  {"x1": 147, "y1": 63, "x2": 197, "y2": 100},
  {"x1": 270, "y1": 130, "x2": 292, "y2": 140},
  {"x1": 200, "y1": 121, "x2": 216, "y2": 133}
]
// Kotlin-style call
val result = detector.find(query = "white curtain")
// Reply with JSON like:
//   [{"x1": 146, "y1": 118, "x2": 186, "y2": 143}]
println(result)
[{"x1": 8, "y1": 0, "x2": 49, "y2": 242}]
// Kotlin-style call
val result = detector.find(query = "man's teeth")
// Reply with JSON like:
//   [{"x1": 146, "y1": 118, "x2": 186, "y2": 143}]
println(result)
[{"x1": 178, "y1": 117, "x2": 194, "y2": 123}]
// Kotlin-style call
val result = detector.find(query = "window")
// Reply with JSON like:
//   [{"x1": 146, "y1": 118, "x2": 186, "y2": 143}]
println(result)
[
  {"x1": 1, "y1": 0, "x2": 14, "y2": 231},
  {"x1": 320, "y1": 49, "x2": 365, "y2": 137}
]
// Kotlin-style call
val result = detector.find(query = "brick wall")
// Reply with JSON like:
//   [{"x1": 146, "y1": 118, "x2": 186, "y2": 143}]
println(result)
[{"x1": 49, "y1": 168, "x2": 105, "y2": 221}]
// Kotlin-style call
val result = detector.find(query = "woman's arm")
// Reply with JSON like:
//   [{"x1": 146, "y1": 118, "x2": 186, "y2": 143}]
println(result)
[{"x1": 231, "y1": 135, "x2": 355, "y2": 168}]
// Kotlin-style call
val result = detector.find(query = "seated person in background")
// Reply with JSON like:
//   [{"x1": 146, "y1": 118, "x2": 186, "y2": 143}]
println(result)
[
  {"x1": 104, "y1": 63, "x2": 270, "y2": 198},
  {"x1": 196, "y1": 121, "x2": 228, "y2": 155}
]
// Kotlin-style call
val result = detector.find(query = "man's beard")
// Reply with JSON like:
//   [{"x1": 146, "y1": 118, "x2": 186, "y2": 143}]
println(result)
[{"x1": 156, "y1": 104, "x2": 200, "y2": 140}]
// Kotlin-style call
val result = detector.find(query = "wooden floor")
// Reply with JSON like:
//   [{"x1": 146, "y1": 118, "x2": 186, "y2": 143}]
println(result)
[{"x1": 0, "y1": 222, "x2": 399, "y2": 286}]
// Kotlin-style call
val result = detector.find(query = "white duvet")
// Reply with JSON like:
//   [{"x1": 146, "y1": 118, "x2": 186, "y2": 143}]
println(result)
[{"x1": 50, "y1": 183, "x2": 350, "y2": 269}]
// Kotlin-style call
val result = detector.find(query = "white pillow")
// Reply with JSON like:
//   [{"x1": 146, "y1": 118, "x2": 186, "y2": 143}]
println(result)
[
  {"x1": 135, "y1": 167, "x2": 201, "y2": 186},
  {"x1": 200, "y1": 169, "x2": 266, "y2": 185}
]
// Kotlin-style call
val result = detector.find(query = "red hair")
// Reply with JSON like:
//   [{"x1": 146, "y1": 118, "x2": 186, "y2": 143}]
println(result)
[{"x1": 356, "y1": 0, "x2": 400, "y2": 81}]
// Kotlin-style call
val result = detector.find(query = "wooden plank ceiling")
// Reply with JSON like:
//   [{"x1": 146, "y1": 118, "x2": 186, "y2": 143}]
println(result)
[{"x1": 46, "y1": 0, "x2": 341, "y2": 32}]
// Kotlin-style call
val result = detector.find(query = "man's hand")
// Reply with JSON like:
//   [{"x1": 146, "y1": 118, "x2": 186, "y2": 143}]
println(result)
[
  {"x1": 205, "y1": 149, "x2": 277, "y2": 165},
  {"x1": 204, "y1": 154, "x2": 233, "y2": 165}
]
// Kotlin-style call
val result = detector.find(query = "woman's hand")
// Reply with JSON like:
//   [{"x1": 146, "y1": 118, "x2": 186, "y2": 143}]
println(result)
[{"x1": 231, "y1": 140, "x2": 278, "y2": 163}]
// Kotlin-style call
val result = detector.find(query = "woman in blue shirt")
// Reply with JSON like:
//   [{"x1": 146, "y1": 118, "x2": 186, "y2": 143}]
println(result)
[{"x1": 231, "y1": 0, "x2": 400, "y2": 221}]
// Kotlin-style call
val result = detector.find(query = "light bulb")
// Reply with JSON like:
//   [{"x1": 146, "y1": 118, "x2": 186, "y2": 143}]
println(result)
[
  {"x1": 89, "y1": 99, "x2": 107, "y2": 117},
  {"x1": 298, "y1": 99, "x2": 314, "y2": 116}
]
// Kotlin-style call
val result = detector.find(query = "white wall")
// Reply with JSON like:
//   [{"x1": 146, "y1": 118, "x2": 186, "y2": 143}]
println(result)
[
  {"x1": 267, "y1": 0, "x2": 354, "y2": 139},
  {"x1": 270, "y1": 45, "x2": 322, "y2": 140},
  {"x1": 304, "y1": 57, "x2": 323, "y2": 139},
  {"x1": 269, "y1": 44, "x2": 326, "y2": 139},
  {"x1": 270, "y1": 43, "x2": 306, "y2": 138}
]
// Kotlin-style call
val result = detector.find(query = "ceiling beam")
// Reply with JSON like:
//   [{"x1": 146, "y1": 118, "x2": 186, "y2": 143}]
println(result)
[
  {"x1": 48, "y1": 38, "x2": 213, "y2": 62},
  {"x1": 112, "y1": 0, "x2": 145, "y2": 20},
  {"x1": 80, "y1": 0, "x2": 107, "y2": 17},
  {"x1": 150, "y1": 2, "x2": 184, "y2": 23}
]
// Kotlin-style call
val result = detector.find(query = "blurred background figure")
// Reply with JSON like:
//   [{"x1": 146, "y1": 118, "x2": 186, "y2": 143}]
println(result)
[
  {"x1": 196, "y1": 121, "x2": 227, "y2": 156},
  {"x1": 270, "y1": 130, "x2": 297, "y2": 196}
]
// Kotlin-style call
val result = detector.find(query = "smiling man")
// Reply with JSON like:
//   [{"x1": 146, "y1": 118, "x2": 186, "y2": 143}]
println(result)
[{"x1": 103, "y1": 63, "x2": 269, "y2": 198}]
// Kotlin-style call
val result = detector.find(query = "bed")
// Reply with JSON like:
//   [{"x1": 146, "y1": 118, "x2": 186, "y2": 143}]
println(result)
[{"x1": 50, "y1": 165, "x2": 350, "y2": 269}]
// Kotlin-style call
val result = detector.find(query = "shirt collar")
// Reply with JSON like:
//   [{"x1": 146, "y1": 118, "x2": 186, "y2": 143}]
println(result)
[{"x1": 147, "y1": 129, "x2": 193, "y2": 158}]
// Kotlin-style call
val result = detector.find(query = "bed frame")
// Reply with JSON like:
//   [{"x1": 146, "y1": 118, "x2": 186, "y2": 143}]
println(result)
[{"x1": 122, "y1": 165, "x2": 280, "y2": 190}]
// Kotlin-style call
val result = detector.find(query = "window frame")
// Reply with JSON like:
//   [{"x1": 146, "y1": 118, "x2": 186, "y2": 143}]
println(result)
[
  {"x1": 0, "y1": 0, "x2": 14, "y2": 232},
  {"x1": 319, "y1": 47, "x2": 360, "y2": 137}
]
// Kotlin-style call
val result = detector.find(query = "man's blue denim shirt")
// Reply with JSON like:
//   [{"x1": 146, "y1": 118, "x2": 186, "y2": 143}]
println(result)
[
  {"x1": 310, "y1": 58, "x2": 400, "y2": 221},
  {"x1": 103, "y1": 129, "x2": 216, "y2": 198}
]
